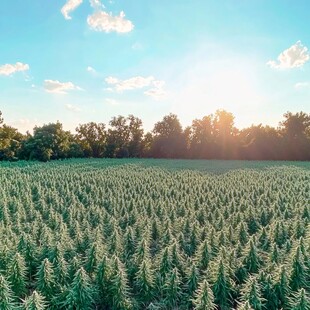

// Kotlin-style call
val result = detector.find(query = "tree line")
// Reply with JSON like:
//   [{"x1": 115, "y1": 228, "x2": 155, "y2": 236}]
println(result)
[{"x1": 0, "y1": 110, "x2": 309, "y2": 161}]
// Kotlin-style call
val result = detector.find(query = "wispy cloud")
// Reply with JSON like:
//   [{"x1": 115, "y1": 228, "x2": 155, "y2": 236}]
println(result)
[
  {"x1": 144, "y1": 80, "x2": 167, "y2": 100},
  {"x1": 0, "y1": 62, "x2": 29, "y2": 76},
  {"x1": 105, "y1": 76, "x2": 155, "y2": 91},
  {"x1": 61, "y1": 0, "x2": 83, "y2": 20},
  {"x1": 267, "y1": 41, "x2": 310, "y2": 69},
  {"x1": 89, "y1": 0, "x2": 104, "y2": 10},
  {"x1": 105, "y1": 75, "x2": 166, "y2": 99},
  {"x1": 44, "y1": 80, "x2": 82, "y2": 94},
  {"x1": 295, "y1": 82, "x2": 310, "y2": 90},
  {"x1": 105, "y1": 98, "x2": 119, "y2": 105},
  {"x1": 87, "y1": 10, "x2": 134, "y2": 33},
  {"x1": 65, "y1": 103, "x2": 82, "y2": 112}
]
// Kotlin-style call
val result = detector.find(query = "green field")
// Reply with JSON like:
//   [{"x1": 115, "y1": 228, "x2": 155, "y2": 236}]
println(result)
[{"x1": 0, "y1": 159, "x2": 309, "y2": 309}]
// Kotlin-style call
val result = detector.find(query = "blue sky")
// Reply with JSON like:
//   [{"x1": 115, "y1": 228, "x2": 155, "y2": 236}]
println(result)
[{"x1": 0, "y1": 0, "x2": 309, "y2": 133}]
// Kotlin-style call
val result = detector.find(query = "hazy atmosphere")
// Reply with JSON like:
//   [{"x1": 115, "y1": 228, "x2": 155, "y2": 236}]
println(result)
[
  {"x1": 0, "y1": 2, "x2": 310, "y2": 309},
  {"x1": 1, "y1": 0, "x2": 309, "y2": 133}
]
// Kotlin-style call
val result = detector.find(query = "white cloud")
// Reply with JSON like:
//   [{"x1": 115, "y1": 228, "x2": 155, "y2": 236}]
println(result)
[
  {"x1": 87, "y1": 10, "x2": 134, "y2": 33},
  {"x1": 87, "y1": 66, "x2": 97, "y2": 74},
  {"x1": 295, "y1": 82, "x2": 310, "y2": 90},
  {"x1": 0, "y1": 62, "x2": 29, "y2": 76},
  {"x1": 105, "y1": 75, "x2": 167, "y2": 100},
  {"x1": 61, "y1": 0, "x2": 83, "y2": 20},
  {"x1": 144, "y1": 80, "x2": 167, "y2": 100},
  {"x1": 89, "y1": 0, "x2": 104, "y2": 9},
  {"x1": 65, "y1": 103, "x2": 82, "y2": 112},
  {"x1": 44, "y1": 80, "x2": 82, "y2": 94},
  {"x1": 267, "y1": 41, "x2": 310, "y2": 69},
  {"x1": 105, "y1": 76, "x2": 119, "y2": 85},
  {"x1": 105, "y1": 76, "x2": 155, "y2": 91}
]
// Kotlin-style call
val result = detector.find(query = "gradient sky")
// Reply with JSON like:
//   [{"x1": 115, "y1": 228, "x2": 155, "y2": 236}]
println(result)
[{"x1": 0, "y1": 0, "x2": 310, "y2": 133}]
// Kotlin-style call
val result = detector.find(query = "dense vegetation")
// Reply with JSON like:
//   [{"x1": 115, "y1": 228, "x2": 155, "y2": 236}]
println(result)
[
  {"x1": 0, "y1": 159, "x2": 309, "y2": 309},
  {"x1": 0, "y1": 109, "x2": 310, "y2": 162}
]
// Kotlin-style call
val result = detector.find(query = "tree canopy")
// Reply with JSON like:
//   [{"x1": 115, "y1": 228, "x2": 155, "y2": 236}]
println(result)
[{"x1": 0, "y1": 110, "x2": 309, "y2": 161}]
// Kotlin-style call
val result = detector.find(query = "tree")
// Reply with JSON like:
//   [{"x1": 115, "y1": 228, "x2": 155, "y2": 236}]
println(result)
[
  {"x1": 281, "y1": 111, "x2": 310, "y2": 139},
  {"x1": 188, "y1": 115, "x2": 214, "y2": 158},
  {"x1": 151, "y1": 113, "x2": 186, "y2": 158},
  {"x1": 0, "y1": 125, "x2": 24, "y2": 161},
  {"x1": 142, "y1": 132, "x2": 154, "y2": 157},
  {"x1": 127, "y1": 115, "x2": 144, "y2": 157},
  {"x1": 21, "y1": 122, "x2": 71, "y2": 161},
  {"x1": 240, "y1": 124, "x2": 281, "y2": 160},
  {"x1": 75, "y1": 122, "x2": 106, "y2": 157},
  {"x1": 280, "y1": 111, "x2": 310, "y2": 160},
  {"x1": 213, "y1": 109, "x2": 238, "y2": 159},
  {"x1": 105, "y1": 115, "x2": 130, "y2": 158}
]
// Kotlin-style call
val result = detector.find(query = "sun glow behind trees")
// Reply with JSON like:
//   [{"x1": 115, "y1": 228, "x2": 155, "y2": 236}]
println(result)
[{"x1": 0, "y1": 110, "x2": 309, "y2": 161}]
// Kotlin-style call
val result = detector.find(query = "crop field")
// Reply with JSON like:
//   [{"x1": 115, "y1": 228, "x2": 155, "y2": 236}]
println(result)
[{"x1": 0, "y1": 159, "x2": 309, "y2": 309}]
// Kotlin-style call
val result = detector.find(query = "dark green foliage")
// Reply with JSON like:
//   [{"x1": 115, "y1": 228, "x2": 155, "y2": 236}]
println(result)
[
  {"x1": 236, "y1": 300, "x2": 254, "y2": 310},
  {"x1": 61, "y1": 267, "x2": 94, "y2": 310},
  {"x1": 195, "y1": 239, "x2": 211, "y2": 271},
  {"x1": 239, "y1": 222, "x2": 249, "y2": 246},
  {"x1": 109, "y1": 257, "x2": 132, "y2": 310},
  {"x1": 260, "y1": 274, "x2": 278, "y2": 310},
  {"x1": 1, "y1": 109, "x2": 310, "y2": 161},
  {"x1": 134, "y1": 259, "x2": 154, "y2": 306},
  {"x1": 212, "y1": 259, "x2": 233, "y2": 310},
  {"x1": 0, "y1": 275, "x2": 17, "y2": 310},
  {"x1": 289, "y1": 246, "x2": 308, "y2": 291},
  {"x1": 163, "y1": 267, "x2": 183, "y2": 308},
  {"x1": 186, "y1": 264, "x2": 200, "y2": 302},
  {"x1": 0, "y1": 159, "x2": 309, "y2": 309},
  {"x1": 289, "y1": 288, "x2": 310, "y2": 310},
  {"x1": 243, "y1": 239, "x2": 263, "y2": 274},
  {"x1": 7, "y1": 252, "x2": 27, "y2": 298},
  {"x1": 36, "y1": 258, "x2": 56, "y2": 302},
  {"x1": 241, "y1": 277, "x2": 265, "y2": 310},
  {"x1": 193, "y1": 279, "x2": 216, "y2": 310},
  {"x1": 95, "y1": 255, "x2": 111, "y2": 308},
  {"x1": 22, "y1": 291, "x2": 46, "y2": 310},
  {"x1": 274, "y1": 266, "x2": 291, "y2": 310}
]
